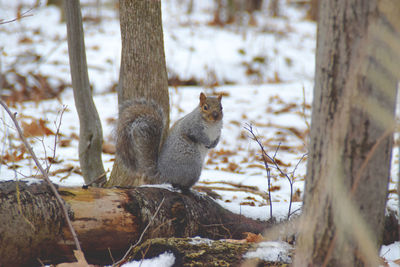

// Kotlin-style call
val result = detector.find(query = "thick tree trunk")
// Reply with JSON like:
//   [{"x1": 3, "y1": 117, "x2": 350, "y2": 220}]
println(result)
[
  {"x1": 0, "y1": 181, "x2": 267, "y2": 266},
  {"x1": 65, "y1": 0, "x2": 106, "y2": 186},
  {"x1": 294, "y1": 1, "x2": 400, "y2": 266},
  {"x1": 108, "y1": 0, "x2": 170, "y2": 187}
]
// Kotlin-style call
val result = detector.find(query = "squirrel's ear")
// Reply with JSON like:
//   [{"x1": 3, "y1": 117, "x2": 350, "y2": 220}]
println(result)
[
  {"x1": 200, "y1": 92, "x2": 206, "y2": 105},
  {"x1": 217, "y1": 94, "x2": 222, "y2": 102}
]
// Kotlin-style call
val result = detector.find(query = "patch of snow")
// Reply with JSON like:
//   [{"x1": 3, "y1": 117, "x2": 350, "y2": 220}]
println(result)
[
  {"x1": 243, "y1": 241, "x2": 293, "y2": 263},
  {"x1": 188, "y1": 236, "x2": 214, "y2": 246},
  {"x1": 139, "y1": 183, "x2": 180, "y2": 192},
  {"x1": 380, "y1": 242, "x2": 400, "y2": 267},
  {"x1": 120, "y1": 251, "x2": 175, "y2": 267}
]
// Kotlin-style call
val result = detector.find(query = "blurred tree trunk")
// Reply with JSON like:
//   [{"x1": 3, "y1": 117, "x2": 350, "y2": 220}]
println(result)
[
  {"x1": 107, "y1": 0, "x2": 170, "y2": 187},
  {"x1": 268, "y1": 0, "x2": 279, "y2": 17},
  {"x1": 212, "y1": 0, "x2": 263, "y2": 25},
  {"x1": 294, "y1": 1, "x2": 400, "y2": 266},
  {"x1": 65, "y1": 0, "x2": 106, "y2": 186}
]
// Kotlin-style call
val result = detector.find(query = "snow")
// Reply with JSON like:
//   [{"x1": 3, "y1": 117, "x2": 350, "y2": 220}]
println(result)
[
  {"x1": 0, "y1": 0, "x2": 398, "y2": 265},
  {"x1": 120, "y1": 251, "x2": 175, "y2": 267},
  {"x1": 243, "y1": 241, "x2": 293, "y2": 263},
  {"x1": 188, "y1": 236, "x2": 214, "y2": 246},
  {"x1": 380, "y1": 242, "x2": 400, "y2": 267}
]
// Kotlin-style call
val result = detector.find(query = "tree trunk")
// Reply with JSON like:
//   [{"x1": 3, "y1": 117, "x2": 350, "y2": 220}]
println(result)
[
  {"x1": 294, "y1": 1, "x2": 400, "y2": 266},
  {"x1": 0, "y1": 181, "x2": 268, "y2": 266},
  {"x1": 107, "y1": 0, "x2": 170, "y2": 187},
  {"x1": 65, "y1": 0, "x2": 106, "y2": 186}
]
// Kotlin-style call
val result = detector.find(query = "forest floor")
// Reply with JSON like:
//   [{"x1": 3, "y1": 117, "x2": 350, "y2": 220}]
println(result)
[{"x1": 0, "y1": 0, "x2": 398, "y2": 266}]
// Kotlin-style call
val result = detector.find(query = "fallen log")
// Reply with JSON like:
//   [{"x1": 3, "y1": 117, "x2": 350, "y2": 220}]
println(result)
[{"x1": 0, "y1": 181, "x2": 269, "y2": 266}]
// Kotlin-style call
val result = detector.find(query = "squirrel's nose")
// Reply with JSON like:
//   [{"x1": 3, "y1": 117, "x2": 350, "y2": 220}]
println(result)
[{"x1": 212, "y1": 111, "x2": 219, "y2": 119}]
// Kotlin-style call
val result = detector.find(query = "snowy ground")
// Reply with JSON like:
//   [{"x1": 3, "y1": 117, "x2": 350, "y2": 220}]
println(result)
[{"x1": 0, "y1": 0, "x2": 398, "y2": 266}]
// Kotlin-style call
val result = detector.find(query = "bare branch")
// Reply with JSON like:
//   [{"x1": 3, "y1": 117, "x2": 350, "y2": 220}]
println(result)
[
  {"x1": 45, "y1": 106, "x2": 67, "y2": 174},
  {"x1": 113, "y1": 197, "x2": 165, "y2": 266},
  {"x1": 0, "y1": 100, "x2": 82, "y2": 252},
  {"x1": 245, "y1": 123, "x2": 274, "y2": 221},
  {"x1": 245, "y1": 123, "x2": 307, "y2": 220},
  {"x1": 0, "y1": 7, "x2": 35, "y2": 25}
]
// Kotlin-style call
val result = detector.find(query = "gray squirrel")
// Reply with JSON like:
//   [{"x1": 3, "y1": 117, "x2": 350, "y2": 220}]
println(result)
[{"x1": 116, "y1": 92, "x2": 223, "y2": 190}]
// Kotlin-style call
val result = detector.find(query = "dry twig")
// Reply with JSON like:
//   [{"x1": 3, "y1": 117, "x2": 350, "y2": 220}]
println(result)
[
  {"x1": 0, "y1": 100, "x2": 82, "y2": 251},
  {"x1": 113, "y1": 197, "x2": 165, "y2": 266},
  {"x1": 0, "y1": 6, "x2": 35, "y2": 25},
  {"x1": 245, "y1": 123, "x2": 307, "y2": 220},
  {"x1": 245, "y1": 123, "x2": 274, "y2": 221}
]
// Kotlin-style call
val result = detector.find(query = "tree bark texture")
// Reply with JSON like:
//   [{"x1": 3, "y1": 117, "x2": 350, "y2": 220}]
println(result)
[
  {"x1": 0, "y1": 181, "x2": 268, "y2": 266},
  {"x1": 295, "y1": 1, "x2": 400, "y2": 266},
  {"x1": 65, "y1": 0, "x2": 106, "y2": 186},
  {"x1": 108, "y1": 0, "x2": 170, "y2": 187}
]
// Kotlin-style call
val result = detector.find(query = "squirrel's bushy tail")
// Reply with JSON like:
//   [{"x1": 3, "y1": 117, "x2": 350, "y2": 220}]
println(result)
[{"x1": 116, "y1": 99, "x2": 165, "y2": 179}]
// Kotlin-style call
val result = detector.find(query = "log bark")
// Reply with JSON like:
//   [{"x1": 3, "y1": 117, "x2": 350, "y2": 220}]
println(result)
[{"x1": 0, "y1": 181, "x2": 268, "y2": 266}]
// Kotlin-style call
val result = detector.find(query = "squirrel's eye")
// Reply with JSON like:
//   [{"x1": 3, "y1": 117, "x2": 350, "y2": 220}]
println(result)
[{"x1": 203, "y1": 105, "x2": 208, "y2": 110}]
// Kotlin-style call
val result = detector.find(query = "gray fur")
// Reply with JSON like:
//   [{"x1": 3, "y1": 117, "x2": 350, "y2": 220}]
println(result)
[
  {"x1": 157, "y1": 105, "x2": 222, "y2": 189},
  {"x1": 117, "y1": 95, "x2": 222, "y2": 189}
]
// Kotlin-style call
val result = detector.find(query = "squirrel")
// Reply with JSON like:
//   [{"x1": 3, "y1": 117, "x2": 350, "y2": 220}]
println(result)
[{"x1": 116, "y1": 92, "x2": 223, "y2": 190}]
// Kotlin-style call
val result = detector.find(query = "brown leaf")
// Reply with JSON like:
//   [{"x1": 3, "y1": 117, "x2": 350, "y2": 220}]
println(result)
[
  {"x1": 244, "y1": 232, "x2": 264, "y2": 243},
  {"x1": 70, "y1": 133, "x2": 79, "y2": 140},
  {"x1": 47, "y1": 157, "x2": 62, "y2": 164},
  {"x1": 240, "y1": 201, "x2": 256, "y2": 206},
  {"x1": 270, "y1": 185, "x2": 281, "y2": 192},
  {"x1": 273, "y1": 103, "x2": 297, "y2": 114},
  {"x1": 247, "y1": 164, "x2": 266, "y2": 169},
  {"x1": 19, "y1": 37, "x2": 33, "y2": 44},
  {"x1": 60, "y1": 139, "x2": 72, "y2": 147},
  {"x1": 2, "y1": 150, "x2": 25, "y2": 163},
  {"x1": 292, "y1": 189, "x2": 302, "y2": 202},
  {"x1": 102, "y1": 142, "x2": 116, "y2": 154},
  {"x1": 228, "y1": 162, "x2": 239, "y2": 172},
  {"x1": 22, "y1": 119, "x2": 54, "y2": 137},
  {"x1": 215, "y1": 148, "x2": 237, "y2": 156},
  {"x1": 50, "y1": 165, "x2": 74, "y2": 175}
]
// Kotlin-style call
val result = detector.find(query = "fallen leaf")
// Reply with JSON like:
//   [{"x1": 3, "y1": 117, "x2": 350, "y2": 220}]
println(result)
[
  {"x1": 269, "y1": 185, "x2": 281, "y2": 192},
  {"x1": 102, "y1": 142, "x2": 116, "y2": 154},
  {"x1": 22, "y1": 119, "x2": 54, "y2": 137},
  {"x1": 228, "y1": 162, "x2": 239, "y2": 172},
  {"x1": 244, "y1": 232, "x2": 264, "y2": 243},
  {"x1": 50, "y1": 165, "x2": 74, "y2": 175},
  {"x1": 47, "y1": 156, "x2": 62, "y2": 164},
  {"x1": 60, "y1": 139, "x2": 72, "y2": 147},
  {"x1": 240, "y1": 201, "x2": 255, "y2": 206}
]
